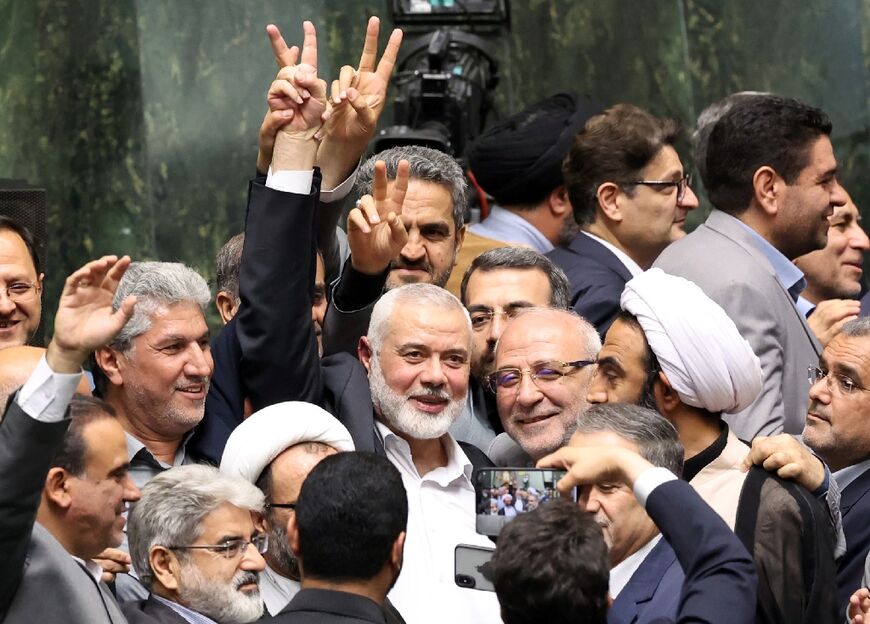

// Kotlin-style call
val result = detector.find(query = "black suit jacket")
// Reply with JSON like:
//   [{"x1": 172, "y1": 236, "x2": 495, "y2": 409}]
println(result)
[
  {"x1": 547, "y1": 232, "x2": 633, "y2": 336},
  {"x1": 121, "y1": 595, "x2": 189, "y2": 624},
  {"x1": 837, "y1": 467, "x2": 870, "y2": 610},
  {"x1": 264, "y1": 588, "x2": 390, "y2": 623}
]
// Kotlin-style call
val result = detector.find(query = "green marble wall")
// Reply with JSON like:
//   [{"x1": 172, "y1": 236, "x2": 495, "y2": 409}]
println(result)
[{"x1": 0, "y1": 0, "x2": 867, "y2": 335}]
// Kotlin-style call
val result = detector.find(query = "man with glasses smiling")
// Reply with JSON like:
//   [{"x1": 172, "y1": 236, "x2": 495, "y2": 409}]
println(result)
[
  {"x1": 0, "y1": 216, "x2": 44, "y2": 349},
  {"x1": 549, "y1": 103, "x2": 699, "y2": 338},
  {"x1": 488, "y1": 307, "x2": 600, "y2": 465},
  {"x1": 125, "y1": 464, "x2": 268, "y2": 624}
]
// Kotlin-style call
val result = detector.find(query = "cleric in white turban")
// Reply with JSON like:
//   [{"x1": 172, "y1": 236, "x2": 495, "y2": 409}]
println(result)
[
  {"x1": 597, "y1": 267, "x2": 769, "y2": 529},
  {"x1": 219, "y1": 402, "x2": 355, "y2": 616}
]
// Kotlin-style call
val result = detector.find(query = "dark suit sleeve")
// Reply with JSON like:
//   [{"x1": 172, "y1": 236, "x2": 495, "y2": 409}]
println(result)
[
  {"x1": 236, "y1": 175, "x2": 324, "y2": 412},
  {"x1": 321, "y1": 259, "x2": 387, "y2": 357},
  {"x1": 571, "y1": 277, "x2": 625, "y2": 337},
  {"x1": 0, "y1": 400, "x2": 70, "y2": 616},
  {"x1": 645, "y1": 479, "x2": 757, "y2": 624}
]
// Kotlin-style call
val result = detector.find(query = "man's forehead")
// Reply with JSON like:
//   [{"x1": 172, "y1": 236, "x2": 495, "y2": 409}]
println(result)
[
  {"x1": 388, "y1": 178, "x2": 454, "y2": 220},
  {"x1": 823, "y1": 334, "x2": 870, "y2": 373},
  {"x1": 497, "y1": 315, "x2": 578, "y2": 359},
  {"x1": 600, "y1": 320, "x2": 647, "y2": 367},
  {"x1": 199, "y1": 502, "x2": 257, "y2": 538},
  {"x1": 0, "y1": 229, "x2": 37, "y2": 276},
  {"x1": 144, "y1": 302, "x2": 207, "y2": 332},
  {"x1": 466, "y1": 267, "x2": 551, "y2": 305}
]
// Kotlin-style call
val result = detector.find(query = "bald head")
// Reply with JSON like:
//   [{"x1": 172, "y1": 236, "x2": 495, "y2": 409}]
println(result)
[
  {"x1": 0, "y1": 346, "x2": 91, "y2": 416},
  {"x1": 493, "y1": 308, "x2": 601, "y2": 460}
]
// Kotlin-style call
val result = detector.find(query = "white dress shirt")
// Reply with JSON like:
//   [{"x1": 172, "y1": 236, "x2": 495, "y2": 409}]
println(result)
[
  {"x1": 260, "y1": 564, "x2": 301, "y2": 616},
  {"x1": 581, "y1": 231, "x2": 644, "y2": 277},
  {"x1": 376, "y1": 422, "x2": 501, "y2": 624}
]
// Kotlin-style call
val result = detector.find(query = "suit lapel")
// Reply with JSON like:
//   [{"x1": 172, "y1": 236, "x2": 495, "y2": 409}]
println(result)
[
  {"x1": 703, "y1": 211, "x2": 821, "y2": 354},
  {"x1": 840, "y1": 468, "x2": 870, "y2": 516},
  {"x1": 609, "y1": 539, "x2": 677, "y2": 623}
]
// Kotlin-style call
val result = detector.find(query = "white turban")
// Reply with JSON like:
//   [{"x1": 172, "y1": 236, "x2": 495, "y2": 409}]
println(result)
[
  {"x1": 620, "y1": 268, "x2": 762, "y2": 414},
  {"x1": 219, "y1": 401, "x2": 355, "y2": 483}
]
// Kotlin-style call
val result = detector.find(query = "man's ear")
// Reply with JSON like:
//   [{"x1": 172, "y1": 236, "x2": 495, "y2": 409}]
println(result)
[
  {"x1": 150, "y1": 546, "x2": 181, "y2": 592},
  {"x1": 358, "y1": 336, "x2": 374, "y2": 373},
  {"x1": 94, "y1": 346, "x2": 124, "y2": 387},
  {"x1": 751, "y1": 166, "x2": 782, "y2": 217},
  {"x1": 595, "y1": 182, "x2": 623, "y2": 224},
  {"x1": 215, "y1": 291, "x2": 238, "y2": 325},
  {"x1": 548, "y1": 185, "x2": 572, "y2": 218},
  {"x1": 390, "y1": 531, "x2": 406, "y2": 573},
  {"x1": 287, "y1": 513, "x2": 302, "y2": 558},
  {"x1": 652, "y1": 371, "x2": 680, "y2": 416},
  {"x1": 453, "y1": 225, "x2": 467, "y2": 261},
  {"x1": 44, "y1": 467, "x2": 73, "y2": 510}
]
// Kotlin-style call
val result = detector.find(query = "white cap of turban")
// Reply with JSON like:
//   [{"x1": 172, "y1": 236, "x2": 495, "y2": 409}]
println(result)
[
  {"x1": 220, "y1": 401, "x2": 355, "y2": 483},
  {"x1": 620, "y1": 268, "x2": 763, "y2": 414}
]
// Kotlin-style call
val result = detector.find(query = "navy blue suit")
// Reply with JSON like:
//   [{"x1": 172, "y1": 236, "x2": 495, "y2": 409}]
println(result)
[
  {"x1": 608, "y1": 539, "x2": 683, "y2": 624},
  {"x1": 642, "y1": 479, "x2": 757, "y2": 624},
  {"x1": 547, "y1": 232, "x2": 632, "y2": 337},
  {"x1": 838, "y1": 468, "x2": 870, "y2": 610}
]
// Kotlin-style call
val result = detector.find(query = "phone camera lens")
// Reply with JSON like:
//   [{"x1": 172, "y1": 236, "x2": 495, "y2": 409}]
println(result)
[{"x1": 455, "y1": 574, "x2": 476, "y2": 588}]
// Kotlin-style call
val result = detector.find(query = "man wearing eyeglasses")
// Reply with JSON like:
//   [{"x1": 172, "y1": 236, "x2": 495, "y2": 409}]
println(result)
[
  {"x1": 124, "y1": 464, "x2": 268, "y2": 624},
  {"x1": 548, "y1": 103, "x2": 699, "y2": 338},
  {"x1": 654, "y1": 94, "x2": 848, "y2": 440},
  {"x1": 488, "y1": 307, "x2": 600, "y2": 465},
  {"x1": 0, "y1": 216, "x2": 44, "y2": 349}
]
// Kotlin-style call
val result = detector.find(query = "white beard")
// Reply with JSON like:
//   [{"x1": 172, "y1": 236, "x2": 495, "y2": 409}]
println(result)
[
  {"x1": 177, "y1": 565, "x2": 264, "y2": 624},
  {"x1": 368, "y1": 353, "x2": 466, "y2": 440}
]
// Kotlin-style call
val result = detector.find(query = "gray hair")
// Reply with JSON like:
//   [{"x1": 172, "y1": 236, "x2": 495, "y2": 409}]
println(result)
[
  {"x1": 128, "y1": 465, "x2": 264, "y2": 590},
  {"x1": 356, "y1": 145, "x2": 467, "y2": 231},
  {"x1": 215, "y1": 232, "x2": 244, "y2": 302},
  {"x1": 504, "y1": 307, "x2": 601, "y2": 360},
  {"x1": 111, "y1": 261, "x2": 211, "y2": 351},
  {"x1": 693, "y1": 91, "x2": 770, "y2": 188},
  {"x1": 459, "y1": 247, "x2": 570, "y2": 308},
  {"x1": 367, "y1": 283, "x2": 472, "y2": 353},
  {"x1": 841, "y1": 317, "x2": 870, "y2": 339},
  {"x1": 575, "y1": 403, "x2": 684, "y2": 475}
]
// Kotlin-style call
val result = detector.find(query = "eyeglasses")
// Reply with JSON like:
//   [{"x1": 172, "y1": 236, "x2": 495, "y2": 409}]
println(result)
[
  {"x1": 808, "y1": 366, "x2": 870, "y2": 395},
  {"x1": 168, "y1": 535, "x2": 269, "y2": 559},
  {"x1": 486, "y1": 359, "x2": 596, "y2": 393},
  {"x1": 627, "y1": 173, "x2": 692, "y2": 203},
  {"x1": 0, "y1": 282, "x2": 39, "y2": 302},
  {"x1": 264, "y1": 502, "x2": 296, "y2": 510}
]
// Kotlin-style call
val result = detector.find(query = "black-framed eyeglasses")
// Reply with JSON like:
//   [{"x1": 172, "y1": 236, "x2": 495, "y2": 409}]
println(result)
[
  {"x1": 486, "y1": 359, "x2": 596, "y2": 393},
  {"x1": 168, "y1": 535, "x2": 269, "y2": 559},
  {"x1": 264, "y1": 502, "x2": 297, "y2": 510},
  {"x1": 808, "y1": 366, "x2": 870, "y2": 395},
  {"x1": 627, "y1": 173, "x2": 692, "y2": 203},
  {"x1": 1, "y1": 281, "x2": 40, "y2": 302}
]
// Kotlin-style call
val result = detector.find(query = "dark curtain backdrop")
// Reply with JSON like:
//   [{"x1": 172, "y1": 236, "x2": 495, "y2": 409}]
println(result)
[{"x1": 0, "y1": 0, "x2": 867, "y2": 333}]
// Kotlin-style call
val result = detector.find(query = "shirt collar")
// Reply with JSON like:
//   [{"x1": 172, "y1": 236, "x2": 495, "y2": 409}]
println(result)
[
  {"x1": 682, "y1": 422, "x2": 730, "y2": 482},
  {"x1": 581, "y1": 231, "x2": 643, "y2": 277},
  {"x1": 151, "y1": 595, "x2": 218, "y2": 624},
  {"x1": 796, "y1": 295, "x2": 816, "y2": 317},
  {"x1": 72, "y1": 556, "x2": 104, "y2": 583},
  {"x1": 720, "y1": 212, "x2": 806, "y2": 301},
  {"x1": 472, "y1": 206, "x2": 554, "y2": 253},
  {"x1": 833, "y1": 457, "x2": 870, "y2": 491},
  {"x1": 125, "y1": 431, "x2": 191, "y2": 468},
  {"x1": 375, "y1": 420, "x2": 473, "y2": 485},
  {"x1": 609, "y1": 534, "x2": 663, "y2": 598}
]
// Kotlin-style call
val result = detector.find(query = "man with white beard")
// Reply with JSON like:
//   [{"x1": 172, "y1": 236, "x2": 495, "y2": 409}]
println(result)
[
  {"x1": 124, "y1": 465, "x2": 267, "y2": 624},
  {"x1": 356, "y1": 283, "x2": 501, "y2": 624}
]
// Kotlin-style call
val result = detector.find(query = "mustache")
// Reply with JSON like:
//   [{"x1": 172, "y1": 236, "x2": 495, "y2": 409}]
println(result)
[
  {"x1": 233, "y1": 572, "x2": 259, "y2": 591},
  {"x1": 389, "y1": 258, "x2": 432, "y2": 273},
  {"x1": 411, "y1": 386, "x2": 451, "y2": 401}
]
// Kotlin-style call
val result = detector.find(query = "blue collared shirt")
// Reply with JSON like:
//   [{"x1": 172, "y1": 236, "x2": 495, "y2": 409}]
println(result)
[
  {"x1": 469, "y1": 205, "x2": 553, "y2": 253},
  {"x1": 152, "y1": 595, "x2": 218, "y2": 624},
  {"x1": 723, "y1": 212, "x2": 806, "y2": 302}
]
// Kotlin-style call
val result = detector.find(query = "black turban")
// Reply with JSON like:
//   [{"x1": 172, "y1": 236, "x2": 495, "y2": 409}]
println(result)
[{"x1": 467, "y1": 93, "x2": 603, "y2": 206}]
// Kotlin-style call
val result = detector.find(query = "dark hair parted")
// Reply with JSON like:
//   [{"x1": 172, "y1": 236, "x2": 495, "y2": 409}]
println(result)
[
  {"x1": 459, "y1": 247, "x2": 570, "y2": 309},
  {"x1": 492, "y1": 499, "x2": 609, "y2": 624},
  {"x1": 576, "y1": 402, "x2": 684, "y2": 476},
  {"x1": 295, "y1": 452, "x2": 408, "y2": 582},
  {"x1": 0, "y1": 216, "x2": 41, "y2": 276},
  {"x1": 51, "y1": 396, "x2": 117, "y2": 476},
  {"x1": 563, "y1": 104, "x2": 681, "y2": 226},
  {"x1": 704, "y1": 95, "x2": 832, "y2": 215}
]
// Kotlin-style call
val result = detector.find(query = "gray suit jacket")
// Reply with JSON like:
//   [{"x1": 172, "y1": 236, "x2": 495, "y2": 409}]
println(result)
[
  {"x1": 654, "y1": 210, "x2": 821, "y2": 438},
  {"x1": 0, "y1": 399, "x2": 127, "y2": 624}
]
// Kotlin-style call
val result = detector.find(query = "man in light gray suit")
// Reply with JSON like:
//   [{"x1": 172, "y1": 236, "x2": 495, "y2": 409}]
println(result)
[
  {"x1": 0, "y1": 255, "x2": 139, "y2": 623},
  {"x1": 655, "y1": 94, "x2": 848, "y2": 438}
]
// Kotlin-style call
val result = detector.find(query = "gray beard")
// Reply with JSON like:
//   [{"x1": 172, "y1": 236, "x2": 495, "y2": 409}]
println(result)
[
  {"x1": 266, "y1": 519, "x2": 300, "y2": 580},
  {"x1": 177, "y1": 565, "x2": 264, "y2": 624}
]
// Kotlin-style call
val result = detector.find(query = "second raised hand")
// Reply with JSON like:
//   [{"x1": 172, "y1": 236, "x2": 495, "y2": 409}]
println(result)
[{"x1": 347, "y1": 160, "x2": 410, "y2": 275}]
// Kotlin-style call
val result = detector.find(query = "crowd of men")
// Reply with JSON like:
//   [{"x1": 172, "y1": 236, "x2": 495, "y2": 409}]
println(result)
[{"x1": 1, "y1": 13, "x2": 869, "y2": 624}]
